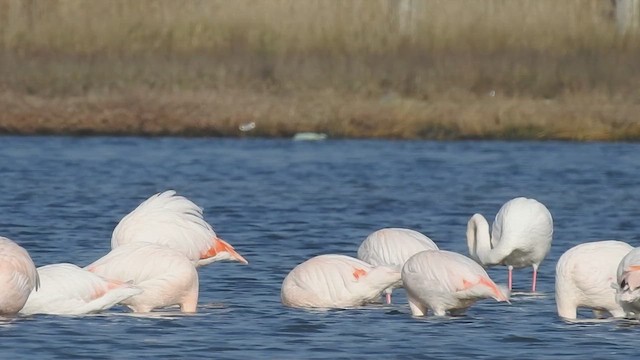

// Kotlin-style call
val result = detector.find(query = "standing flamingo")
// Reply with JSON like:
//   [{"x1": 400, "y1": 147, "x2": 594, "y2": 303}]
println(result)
[
  {"x1": 466, "y1": 197, "x2": 553, "y2": 292},
  {"x1": 111, "y1": 190, "x2": 248, "y2": 267},
  {"x1": 555, "y1": 240, "x2": 632, "y2": 319},
  {"x1": 86, "y1": 243, "x2": 199, "y2": 313},
  {"x1": 20, "y1": 263, "x2": 142, "y2": 315},
  {"x1": 616, "y1": 247, "x2": 640, "y2": 318},
  {"x1": 0, "y1": 236, "x2": 39, "y2": 315},
  {"x1": 357, "y1": 228, "x2": 438, "y2": 304},
  {"x1": 281, "y1": 254, "x2": 401, "y2": 309},
  {"x1": 402, "y1": 250, "x2": 509, "y2": 316}
]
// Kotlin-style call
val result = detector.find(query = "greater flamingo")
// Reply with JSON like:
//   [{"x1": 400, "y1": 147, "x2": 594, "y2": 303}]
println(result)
[
  {"x1": 20, "y1": 263, "x2": 142, "y2": 315},
  {"x1": 402, "y1": 249, "x2": 509, "y2": 316},
  {"x1": 555, "y1": 240, "x2": 632, "y2": 319},
  {"x1": 357, "y1": 228, "x2": 438, "y2": 304},
  {"x1": 0, "y1": 236, "x2": 39, "y2": 315},
  {"x1": 281, "y1": 254, "x2": 401, "y2": 309},
  {"x1": 466, "y1": 197, "x2": 553, "y2": 292},
  {"x1": 616, "y1": 247, "x2": 640, "y2": 318},
  {"x1": 111, "y1": 190, "x2": 248, "y2": 267}
]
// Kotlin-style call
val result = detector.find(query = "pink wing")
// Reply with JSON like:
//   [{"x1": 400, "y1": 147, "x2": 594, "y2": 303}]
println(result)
[
  {"x1": 402, "y1": 250, "x2": 508, "y2": 316},
  {"x1": 281, "y1": 254, "x2": 400, "y2": 308},
  {"x1": 406, "y1": 250, "x2": 506, "y2": 298},
  {"x1": 111, "y1": 190, "x2": 247, "y2": 266},
  {"x1": 20, "y1": 263, "x2": 142, "y2": 315},
  {"x1": 0, "y1": 237, "x2": 38, "y2": 315}
]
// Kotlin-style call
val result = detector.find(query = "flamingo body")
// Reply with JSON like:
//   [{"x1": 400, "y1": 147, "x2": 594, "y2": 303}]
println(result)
[
  {"x1": 281, "y1": 254, "x2": 401, "y2": 309},
  {"x1": 402, "y1": 250, "x2": 509, "y2": 316},
  {"x1": 87, "y1": 243, "x2": 199, "y2": 313},
  {"x1": 555, "y1": 240, "x2": 632, "y2": 319},
  {"x1": 467, "y1": 197, "x2": 553, "y2": 292},
  {"x1": 616, "y1": 247, "x2": 640, "y2": 318},
  {"x1": 111, "y1": 191, "x2": 247, "y2": 267},
  {"x1": 20, "y1": 263, "x2": 142, "y2": 315},
  {"x1": 357, "y1": 228, "x2": 438, "y2": 303},
  {"x1": 0, "y1": 237, "x2": 39, "y2": 315}
]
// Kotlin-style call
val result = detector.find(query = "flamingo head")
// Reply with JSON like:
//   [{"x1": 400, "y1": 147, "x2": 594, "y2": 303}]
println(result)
[{"x1": 462, "y1": 277, "x2": 510, "y2": 304}]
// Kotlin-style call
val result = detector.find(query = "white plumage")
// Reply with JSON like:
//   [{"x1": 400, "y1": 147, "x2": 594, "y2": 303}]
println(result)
[
  {"x1": 0, "y1": 236, "x2": 39, "y2": 315},
  {"x1": 281, "y1": 254, "x2": 401, "y2": 309},
  {"x1": 467, "y1": 197, "x2": 553, "y2": 292},
  {"x1": 111, "y1": 190, "x2": 247, "y2": 267},
  {"x1": 357, "y1": 228, "x2": 438, "y2": 303},
  {"x1": 87, "y1": 243, "x2": 199, "y2": 313},
  {"x1": 402, "y1": 250, "x2": 509, "y2": 316},
  {"x1": 20, "y1": 263, "x2": 142, "y2": 315},
  {"x1": 555, "y1": 240, "x2": 632, "y2": 319}
]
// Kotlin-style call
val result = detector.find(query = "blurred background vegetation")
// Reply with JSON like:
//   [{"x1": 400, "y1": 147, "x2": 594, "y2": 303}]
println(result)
[{"x1": 1, "y1": 0, "x2": 639, "y2": 139}]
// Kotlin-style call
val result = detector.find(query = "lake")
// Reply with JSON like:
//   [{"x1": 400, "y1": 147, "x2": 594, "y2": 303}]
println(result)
[{"x1": 0, "y1": 136, "x2": 639, "y2": 359}]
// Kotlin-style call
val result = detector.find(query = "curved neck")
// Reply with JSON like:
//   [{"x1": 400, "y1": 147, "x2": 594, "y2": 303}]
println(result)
[{"x1": 466, "y1": 214, "x2": 496, "y2": 265}]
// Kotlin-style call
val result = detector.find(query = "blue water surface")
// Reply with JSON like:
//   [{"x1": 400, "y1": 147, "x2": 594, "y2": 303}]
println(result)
[{"x1": 0, "y1": 137, "x2": 639, "y2": 359}]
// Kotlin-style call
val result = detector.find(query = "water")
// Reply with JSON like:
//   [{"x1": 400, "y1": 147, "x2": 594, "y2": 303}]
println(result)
[{"x1": 1, "y1": 137, "x2": 639, "y2": 359}]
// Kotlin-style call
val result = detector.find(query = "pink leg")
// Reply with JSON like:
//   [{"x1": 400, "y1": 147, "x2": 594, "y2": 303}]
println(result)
[
  {"x1": 532, "y1": 264, "x2": 538, "y2": 293},
  {"x1": 385, "y1": 292, "x2": 392, "y2": 305},
  {"x1": 181, "y1": 290, "x2": 199, "y2": 313},
  {"x1": 508, "y1": 266, "x2": 513, "y2": 291}
]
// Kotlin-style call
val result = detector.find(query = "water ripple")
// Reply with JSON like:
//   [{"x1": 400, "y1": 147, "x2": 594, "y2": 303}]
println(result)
[{"x1": 1, "y1": 137, "x2": 640, "y2": 358}]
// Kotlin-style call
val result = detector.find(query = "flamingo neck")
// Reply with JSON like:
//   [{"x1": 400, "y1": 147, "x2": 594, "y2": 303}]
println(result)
[
  {"x1": 367, "y1": 266, "x2": 402, "y2": 291},
  {"x1": 466, "y1": 214, "x2": 496, "y2": 265}
]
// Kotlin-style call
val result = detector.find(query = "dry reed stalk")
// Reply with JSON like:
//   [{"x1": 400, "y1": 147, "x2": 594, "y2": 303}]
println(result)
[
  {"x1": 1, "y1": 88, "x2": 638, "y2": 140},
  {"x1": 0, "y1": 0, "x2": 626, "y2": 54},
  {"x1": 0, "y1": 0, "x2": 638, "y2": 140}
]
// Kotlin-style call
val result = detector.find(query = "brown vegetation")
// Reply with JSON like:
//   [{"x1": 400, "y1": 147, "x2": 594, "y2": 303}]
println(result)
[{"x1": 1, "y1": 0, "x2": 639, "y2": 140}]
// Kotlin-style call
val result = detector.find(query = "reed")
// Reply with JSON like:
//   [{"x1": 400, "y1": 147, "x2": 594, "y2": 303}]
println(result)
[
  {"x1": 0, "y1": 0, "x2": 638, "y2": 140},
  {"x1": 0, "y1": 0, "x2": 625, "y2": 54}
]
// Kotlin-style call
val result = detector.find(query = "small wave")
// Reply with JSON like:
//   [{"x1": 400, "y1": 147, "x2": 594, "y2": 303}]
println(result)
[{"x1": 502, "y1": 334, "x2": 544, "y2": 343}]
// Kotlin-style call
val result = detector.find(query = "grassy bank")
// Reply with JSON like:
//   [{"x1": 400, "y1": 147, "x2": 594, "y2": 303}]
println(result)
[{"x1": 1, "y1": 0, "x2": 639, "y2": 140}]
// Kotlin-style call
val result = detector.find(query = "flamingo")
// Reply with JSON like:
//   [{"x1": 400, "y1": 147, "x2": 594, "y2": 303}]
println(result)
[
  {"x1": 466, "y1": 197, "x2": 553, "y2": 292},
  {"x1": 281, "y1": 254, "x2": 401, "y2": 309},
  {"x1": 0, "y1": 237, "x2": 39, "y2": 315},
  {"x1": 111, "y1": 190, "x2": 248, "y2": 267},
  {"x1": 86, "y1": 243, "x2": 199, "y2": 313},
  {"x1": 402, "y1": 249, "x2": 509, "y2": 316},
  {"x1": 357, "y1": 228, "x2": 438, "y2": 304},
  {"x1": 555, "y1": 240, "x2": 632, "y2": 319},
  {"x1": 616, "y1": 247, "x2": 640, "y2": 318},
  {"x1": 20, "y1": 263, "x2": 142, "y2": 315}
]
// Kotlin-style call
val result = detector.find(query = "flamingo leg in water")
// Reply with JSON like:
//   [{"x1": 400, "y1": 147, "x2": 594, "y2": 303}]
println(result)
[
  {"x1": 532, "y1": 264, "x2": 538, "y2": 293},
  {"x1": 507, "y1": 265, "x2": 513, "y2": 291},
  {"x1": 385, "y1": 293, "x2": 392, "y2": 304}
]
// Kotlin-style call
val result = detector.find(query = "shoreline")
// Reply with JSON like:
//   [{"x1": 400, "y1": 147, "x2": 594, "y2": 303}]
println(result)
[{"x1": 1, "y1": 89, "x2": 638, "y2": 141}]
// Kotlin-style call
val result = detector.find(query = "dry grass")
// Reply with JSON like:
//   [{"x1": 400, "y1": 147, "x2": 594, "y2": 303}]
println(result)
[
  {"x1": 0, "y1": 0, "x2": 625, "y2": 54},
  {"x1": 1, "y1": 0, "x2": 639, "y2": 140},
  {"x1": 3, "y1": 88, "x2": 639, "y2": 140}
]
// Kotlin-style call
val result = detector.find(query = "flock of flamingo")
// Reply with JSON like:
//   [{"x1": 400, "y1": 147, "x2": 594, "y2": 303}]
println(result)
[
  {"x1": 2, "y1": 192, "x2": 640, "y2": 320},
  {"x1": 282, "y1": 196, "x2": 640, "y2": 319},
  {"x1": 1, "y1": 191, "x2": 247, "y2": 316}
]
